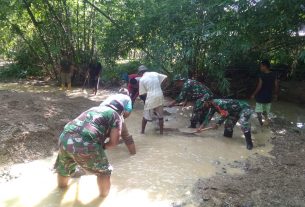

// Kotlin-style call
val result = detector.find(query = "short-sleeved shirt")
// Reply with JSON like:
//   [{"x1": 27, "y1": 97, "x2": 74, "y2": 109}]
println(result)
[
  {"x1": 59, "y1": 106, "x2": 122, "y2": 154},
  {"x1": 176, "y1": 79, "x2": 213, "y2": 103},
  {"x1": 60, "y1": 59, "x2": 72, "y2": 73},
  {"x1": 100, "y1": 94, "x2": 133, "y2": 113},
  {"x1": 139, "y1": 72, "x2": 167, "y2": 110},
  {"x1": 128, "y1": 74, "x2": 141, "y2": 91},
  {"x1": 255, "y1": 72, "x2": 277, "y2": 103}
]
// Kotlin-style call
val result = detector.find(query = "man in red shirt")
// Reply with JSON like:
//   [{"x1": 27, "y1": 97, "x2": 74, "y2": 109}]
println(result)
[{"x1": 128, "y1": 73, "x2": 145, "y2": 105}]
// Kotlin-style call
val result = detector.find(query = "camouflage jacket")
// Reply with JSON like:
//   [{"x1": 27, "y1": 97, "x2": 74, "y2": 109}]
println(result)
[
  {"x1": 176, "y1": 79, "x2": 213, "y2": 103},
  {"x1": 202, "y1": 99, "x2": 250, "y2": 126},
  {"x1": 59, "y1": 106, "x2": 122, "y2": 153}
]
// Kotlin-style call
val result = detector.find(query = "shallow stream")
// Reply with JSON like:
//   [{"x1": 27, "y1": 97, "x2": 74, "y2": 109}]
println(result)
[{"x1": 0, "y1": 84, "x2": 304, "y2": 207}]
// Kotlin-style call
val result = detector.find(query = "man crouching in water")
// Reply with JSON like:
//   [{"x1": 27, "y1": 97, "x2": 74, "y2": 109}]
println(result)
[
  {"x1": 197, "y1": 99, "x2": 254, "y2": 150},
  {"x1": 100, "y1": 88, "x2": 136, "y2": 155},
  {"x1": 54, "y1": 100, "x2": 124, "y2": 197}
]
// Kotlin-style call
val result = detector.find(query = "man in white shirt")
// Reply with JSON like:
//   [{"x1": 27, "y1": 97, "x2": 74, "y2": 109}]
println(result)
[{"x1": 138, "y1": 65, "x2": 167, "y2": 134}]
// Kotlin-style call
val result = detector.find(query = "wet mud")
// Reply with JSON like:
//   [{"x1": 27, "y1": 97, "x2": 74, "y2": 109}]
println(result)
[
  {"x1": 0, "y1": 82, "x2": 304, "y2": 207},
  {"x1": 193, "y1": 118, "x2": 305, "y2": 207}
]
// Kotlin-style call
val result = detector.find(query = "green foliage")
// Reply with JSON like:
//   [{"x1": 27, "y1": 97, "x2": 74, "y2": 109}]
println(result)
[
  {"x1": 0, "y1": 0, "x2": 304, "y2": 93},
  {"x1": 101, "y1": 60, "x2": 164, "y2": 84},
  {"x1": 0, "y1": 64, "x2": 43, "y2": 80},
  {"x1": 102, "y1": 61, "x2": 141, "y2": 84},
  {"x1": 0, "y1": 65, "x2": 24, "y2": 80}
]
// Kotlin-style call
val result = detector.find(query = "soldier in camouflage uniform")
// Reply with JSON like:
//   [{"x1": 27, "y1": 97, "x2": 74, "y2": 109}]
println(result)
[
  {"x1": 168, "y1": 75, "x2": 213, "y2": 128},
  {"x1": 54, "y1": 100, "x2": 124, "y2": 197},
  {"x1": 198, "y1": 99, "x2": 254, "y2": 150},
  {"x1": 100, "y1": 88, "x2": 136, "y2": 155}
]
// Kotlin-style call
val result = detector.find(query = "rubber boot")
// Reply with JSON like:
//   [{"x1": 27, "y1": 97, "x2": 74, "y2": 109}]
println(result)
[
  {"x1": 188, "y1": 122, "x2": 197, "y2": 128},
  {"x1": 244, "y1": 131, "x2": 253, "y2": 150},
  {"x1": 67, "y1": 83, "x2": 72, "y2": 90},
  {"x1": 223, "y1": 128, "x2": 233, "y2": 138}
]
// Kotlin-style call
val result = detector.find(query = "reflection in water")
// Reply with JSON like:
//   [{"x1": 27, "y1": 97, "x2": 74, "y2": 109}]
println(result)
[
  {"x1": 251, "y1": 100, "x2": 305, "y2": 129},
  {"x1": 0, "y1": 84, "x2": 304, "y2": 207}
]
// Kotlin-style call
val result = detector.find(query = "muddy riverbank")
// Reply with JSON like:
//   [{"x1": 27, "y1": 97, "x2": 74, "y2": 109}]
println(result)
[
  {"x1": 0, "y1": 82, "x2": 305, "y2": 207},
  {"x1": 0, "y1": 83, "x2": 118, "y2": 167},
  {"x1": 193, "y1": 118, "x2": 305, "y2": 207}
]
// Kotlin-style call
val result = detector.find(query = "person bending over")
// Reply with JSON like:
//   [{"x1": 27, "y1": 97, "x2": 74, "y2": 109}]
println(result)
[
  {"x1": 198, "y1": 99, "x2": 254, "y2": 150},
  {"x1": 100, "y1": 88, "x2": 136, "y2": 155},
  {"x1": 54, "y1": 100, "x2": 124, "y2": 197},
  {"x1": 138, "y1": 65, "x2": 167, "y2": 135},
  {"x1": 168, "y1": 75, "x2": 213, "y2": 128}
]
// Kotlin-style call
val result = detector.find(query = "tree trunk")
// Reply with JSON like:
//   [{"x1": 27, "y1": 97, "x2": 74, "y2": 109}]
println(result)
[
  {"x1": 76, "y1": 0, "x2": 80, "y2": 53},
  {"x1": 84, "y1": 0, "x2": 170, "y2": 74},
  {"x1": 22, "y1": 0, "x2": 57, "y2": 78},
  {"x1": 44, "y1": 0, "x2": 76, "y2": 61}
]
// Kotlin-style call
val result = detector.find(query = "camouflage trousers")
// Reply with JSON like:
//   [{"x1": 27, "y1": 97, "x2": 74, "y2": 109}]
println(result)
[
  {"x1": 54, "y1": 144, "x2": 112, "y2": 177},
  {"x1": 190, "y1": 94, "x2": 213, "y2": 124},
  {"x1": 224, "y1": 108, "x2": 253, "y2": 133}
]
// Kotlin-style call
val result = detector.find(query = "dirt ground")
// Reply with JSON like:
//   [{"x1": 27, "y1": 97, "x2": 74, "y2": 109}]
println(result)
[
  {"x1": 0, "y1": 89, "x2": 100, "y2": 167},
  {"x1": 193, "y1": 118, "x2": 305, "y2": 207}
]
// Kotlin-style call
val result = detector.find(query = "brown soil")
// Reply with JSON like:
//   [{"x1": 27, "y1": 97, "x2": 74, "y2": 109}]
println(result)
[
  {"x1": 193, "y1": 118, "x2": 305, "y2": 207},
  {"x1": 0, "y1": 89, "x2": 97, "y2": 166}
]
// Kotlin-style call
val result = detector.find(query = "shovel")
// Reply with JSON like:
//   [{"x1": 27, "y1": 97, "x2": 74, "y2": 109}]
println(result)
[
  {"x1": 194, "y1": 126, "x2": 214, "y2": 133},
  {"x1": 178, "y1": 126, "x2": 214, "y2": 135}
]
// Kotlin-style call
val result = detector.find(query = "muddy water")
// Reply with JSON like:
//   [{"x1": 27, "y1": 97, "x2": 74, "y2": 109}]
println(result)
[
  {"x1": 0, "y1": 85, "x2": 302, "y2": 207},
  {"x1": 271, "y1": 101, "x2": 305, "y2": 129}
]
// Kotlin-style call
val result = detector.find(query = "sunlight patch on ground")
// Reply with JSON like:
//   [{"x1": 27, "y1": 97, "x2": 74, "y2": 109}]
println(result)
[{"x1": 0, "y1": 82, "x2": 58, "y2": 93}]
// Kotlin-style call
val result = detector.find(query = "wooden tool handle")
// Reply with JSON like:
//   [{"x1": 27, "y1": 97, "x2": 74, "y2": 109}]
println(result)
[{"x1": 193, "y1": 127, "x2": 214, "y2": 133}]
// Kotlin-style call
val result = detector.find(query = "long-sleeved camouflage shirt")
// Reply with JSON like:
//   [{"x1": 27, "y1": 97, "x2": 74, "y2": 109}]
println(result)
[
  {"x1": 176, "y1": 79, "x2": 213, "y2": 103},
  {"x1": 201, "y1": 99, "x2": 250, "y2": 126},
  {"x1": 59, "y1": 106, "x2": 122, "y2": 154}
]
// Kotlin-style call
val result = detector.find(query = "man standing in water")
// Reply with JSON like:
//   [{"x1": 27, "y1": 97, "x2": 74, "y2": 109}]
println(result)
[
  {"x1": 168, "y1": 75, "x2": 213, "y2": 128},
  {"x1": 138, "y1": 65, "x2": 167, "y2": 134},
  {"x1": 251, "y1": 59, "x2": 279, "y2": 126},
  {"x1": 54, "y1": 100, "x2": 124, "y2": 197},
  {"x1": 100, "y1": 88, "x2": 136, "y2": 155}
]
